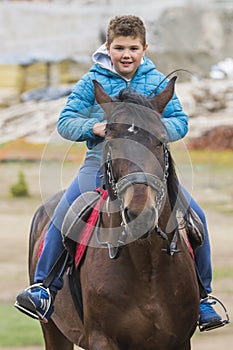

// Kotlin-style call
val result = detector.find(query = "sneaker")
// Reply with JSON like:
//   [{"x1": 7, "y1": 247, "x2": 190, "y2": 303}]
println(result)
[
  {"x1": 199, "y1": 299, "x2": 222, "y2": 329},
  {"x1": 14, "y1": 283, "x2": 54, "y2": 323}
]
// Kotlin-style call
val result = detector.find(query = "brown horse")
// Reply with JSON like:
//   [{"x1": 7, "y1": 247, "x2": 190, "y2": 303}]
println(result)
[{"x1": 28, "y1": 78, "x2": 199, "y2": 349}]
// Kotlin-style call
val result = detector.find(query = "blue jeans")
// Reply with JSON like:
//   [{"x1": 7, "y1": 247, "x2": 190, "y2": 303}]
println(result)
[
  {"x1": 35, "y1": 161, "x2": 212, "y2": 294},
  {"x1": 182, "y1": 186, "x2": 212, "y2": 294}
]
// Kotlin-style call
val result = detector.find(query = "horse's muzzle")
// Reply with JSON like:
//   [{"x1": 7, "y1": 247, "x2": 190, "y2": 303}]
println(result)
[{"x1": 122, "y1": 205, "x2": 158, "y2": 240}]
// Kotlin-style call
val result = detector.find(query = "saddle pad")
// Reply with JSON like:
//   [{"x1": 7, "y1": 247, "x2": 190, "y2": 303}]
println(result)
[
  {"x1": 74, "y1": 189, "x2": 108, "y2": 268},
  {"x1": 38, "y1": 232, "x2": 46, "y2": 259}
]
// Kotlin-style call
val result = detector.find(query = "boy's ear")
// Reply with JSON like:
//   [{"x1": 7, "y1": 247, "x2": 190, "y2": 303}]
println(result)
[
  {"x1": 105, "y1": 42, "x2": 110, "y2": 53},
  {"x1": 143, "y1": 43, "x2": 149, "y2": 53},
  {"x1": 93, "y1": 80, "x2": 113, "y2": 116}
]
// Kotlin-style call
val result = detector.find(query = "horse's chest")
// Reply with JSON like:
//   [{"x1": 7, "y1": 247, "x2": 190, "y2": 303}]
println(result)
[{"x1": 82, "y1": 249, "x2": 198, "y2": 349}]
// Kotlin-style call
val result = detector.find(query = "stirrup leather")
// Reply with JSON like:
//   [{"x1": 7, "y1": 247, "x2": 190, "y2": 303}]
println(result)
[{"x1": 198, "y1": 295, "x2": 230, "y2": 332}]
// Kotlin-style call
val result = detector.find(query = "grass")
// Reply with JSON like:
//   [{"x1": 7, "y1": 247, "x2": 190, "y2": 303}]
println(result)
[
  {"x1": 0, "y1": 303, "x2": 43, "y2": 346},
  {"x1": 197, "y1": 201, "x2": 233, "y2": 215},
  {"x1": 0, "y1": 138, "x2": 87, "y2": 162},
  {"x1": 171, "y1": 143, "x2": 233, "y2": 168},
  {"x1": 213, "y1": 266, "x2": 233, "y2": 281},
  {"x1": 188, "y1": 149, "x2": 233, "y2": 167}
]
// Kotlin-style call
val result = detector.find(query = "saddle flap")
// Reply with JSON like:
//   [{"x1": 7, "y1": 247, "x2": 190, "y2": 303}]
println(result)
[
  {"x1": 177, "y1": 208, "x2": 205, "y2": 254},
  {"x1": 62, "y1": 191, "x2": 101, "y2": 258},
  {"x1": 186, "y1": 207, "x2": 205, "y2": 251}
]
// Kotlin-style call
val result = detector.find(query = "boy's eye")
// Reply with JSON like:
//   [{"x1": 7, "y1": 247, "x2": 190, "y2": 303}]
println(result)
[{"x1": 114, "y1": 46, "x2": 139, "y2": 51}]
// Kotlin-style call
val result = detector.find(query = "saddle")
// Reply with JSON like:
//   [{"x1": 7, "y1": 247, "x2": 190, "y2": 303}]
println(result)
[
  {"x1": 176, "y1": 207, "x2": 205, "y2": 257},
  {"x1": 62, "y1": 189, "x2": 108, "y2": 265}
]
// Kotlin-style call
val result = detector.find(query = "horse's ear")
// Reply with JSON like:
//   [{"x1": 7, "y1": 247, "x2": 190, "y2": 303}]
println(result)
[
  {"x1": 93, "y1": 80, "x2": 113, "y2": 116},
  {"x1": 150, "y1": 76, "x2": 177, "y2": 114}
]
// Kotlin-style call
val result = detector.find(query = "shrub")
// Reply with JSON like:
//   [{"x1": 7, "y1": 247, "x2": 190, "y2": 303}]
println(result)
[{"x1": 10, "y1": 170, "x2": 30, "y2": 197}]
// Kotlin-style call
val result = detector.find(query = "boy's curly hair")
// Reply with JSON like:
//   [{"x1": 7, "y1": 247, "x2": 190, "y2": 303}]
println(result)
[{"x1": 107, "y1": 15, "x2": 146, "y2": 46}]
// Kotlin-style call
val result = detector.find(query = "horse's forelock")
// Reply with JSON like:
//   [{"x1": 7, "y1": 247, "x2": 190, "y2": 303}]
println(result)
[
  {"x1": 108, "y1": 90, "x2": 166, "y2": 141},
  {"x1": 117, "y1": 89, "x2": 154, "y2": 109}
]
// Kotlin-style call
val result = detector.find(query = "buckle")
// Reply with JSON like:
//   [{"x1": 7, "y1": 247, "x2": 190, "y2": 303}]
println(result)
[{"x1": 198, "y1": 295, "x2": 230, "y2": 332}]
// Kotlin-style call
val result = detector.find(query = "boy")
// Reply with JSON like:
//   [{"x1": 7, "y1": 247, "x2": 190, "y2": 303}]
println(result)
[{"x1": 15, "y1": 15, "x2": 222, "y2": 329}]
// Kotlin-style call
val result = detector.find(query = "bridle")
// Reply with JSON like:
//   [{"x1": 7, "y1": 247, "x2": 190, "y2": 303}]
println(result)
[
  {"x1": 96, "y1": 140, "x2": 181, "y2": 258},
  {"x1": 105, "y1": 141, "x2": 170, "y2": 213}
]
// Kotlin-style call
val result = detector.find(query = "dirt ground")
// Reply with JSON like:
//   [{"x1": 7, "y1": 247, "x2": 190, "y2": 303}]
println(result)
[{"x1": 0, "y1": 159, "x2": 232, "y2": 349}]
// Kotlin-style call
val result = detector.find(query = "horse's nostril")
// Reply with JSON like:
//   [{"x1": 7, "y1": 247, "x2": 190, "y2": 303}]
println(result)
[
  {"x1": 124, "y1": 206, "x2": 156, "y2": 225},
  {"x1": 124, "y1": 207, "x2": 137, "y2": 222}
]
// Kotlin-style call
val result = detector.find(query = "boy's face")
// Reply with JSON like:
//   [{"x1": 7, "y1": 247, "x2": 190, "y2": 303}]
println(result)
[{"x1": 106, "y1": 36, "x2": 148, "y2": 79}]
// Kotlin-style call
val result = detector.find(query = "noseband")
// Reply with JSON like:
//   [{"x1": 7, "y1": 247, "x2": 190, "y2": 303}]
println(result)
[{"x1": 117, "y1": 172, "x2": 163, "y2": 198}]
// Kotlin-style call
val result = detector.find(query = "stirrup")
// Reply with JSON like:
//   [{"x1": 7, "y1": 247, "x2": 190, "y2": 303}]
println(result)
[
  {"x1": 14, "y1": 283, "x2": 52, "y2": 323},
  {"x1": 198, "y1": 295, "x2": 230, "y2": 332}
]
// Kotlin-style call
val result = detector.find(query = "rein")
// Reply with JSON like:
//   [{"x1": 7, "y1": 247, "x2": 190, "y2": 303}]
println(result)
[{"x1": 98, "y1": 142, "x2": 181, "y2": 258}]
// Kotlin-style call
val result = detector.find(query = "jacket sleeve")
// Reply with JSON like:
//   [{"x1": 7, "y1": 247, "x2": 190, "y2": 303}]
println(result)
[
  {"x1": 57, "y1": 76, "x2": 103, "y2": 142},
  {"x1": 161, "y1": 91, "x2": 188, "y2": 142},
  {"x1": 148, "y1": 67, "x2": 188, "y2": 142}
]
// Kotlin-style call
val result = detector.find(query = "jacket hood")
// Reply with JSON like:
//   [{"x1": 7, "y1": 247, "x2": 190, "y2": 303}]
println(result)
[{"x1": 92, "y1": 44, "x2": 114, "y2": 71}]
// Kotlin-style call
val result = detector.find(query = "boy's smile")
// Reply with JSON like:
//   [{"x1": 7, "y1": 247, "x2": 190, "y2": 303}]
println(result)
[{"x1": 106, "y1": 36, "x2": 148, "y2": 80}]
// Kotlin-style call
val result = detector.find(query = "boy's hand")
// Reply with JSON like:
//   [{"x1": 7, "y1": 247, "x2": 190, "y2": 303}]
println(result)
[{"x1": 93, "y1": 122, "x2": 107, "y2": 137}]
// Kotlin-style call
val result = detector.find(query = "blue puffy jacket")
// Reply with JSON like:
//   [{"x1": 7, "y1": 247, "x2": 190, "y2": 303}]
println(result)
[{"x1": 57, "y1": 45, "x2": 188, "y2": 162}]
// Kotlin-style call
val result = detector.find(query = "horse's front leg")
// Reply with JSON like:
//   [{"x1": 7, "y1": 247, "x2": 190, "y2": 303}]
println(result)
[
  {"x1": 176, "y1": 340, "x2": 191, "y2": 350},
  {"x1": 41, "y1": 319, "x2": 73, "y2": 350},
  {"x1": 87, "y1": 332, "x2": 120, "y2": 350}
]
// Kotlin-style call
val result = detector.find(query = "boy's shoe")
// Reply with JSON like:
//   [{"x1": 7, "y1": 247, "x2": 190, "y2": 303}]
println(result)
[
  {"x1": 14, "y1": 283, "x2": 54, "y2": 323},
  {"x1": 199, "y1": 299, "x2": 222, "y2": 330}
]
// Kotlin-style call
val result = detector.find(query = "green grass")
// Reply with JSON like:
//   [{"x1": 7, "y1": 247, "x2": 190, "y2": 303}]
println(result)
[
  {"x1": 213, "y1": 266, "x2": 233, "y2": 280},
  {"x1": 189, "y1": 149, "x2": 233, "y2": 167},
  {"x1": 195, "y1": 199, "x2": 233, "y2": 215},
  {"x1": 0, "y1": 303, "x2": 43, "y2": 346}
]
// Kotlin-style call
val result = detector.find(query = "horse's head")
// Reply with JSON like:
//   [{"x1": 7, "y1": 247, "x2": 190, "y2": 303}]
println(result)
[{"x1": 93, "y1": 77, "x2": 176, "y2": 240}]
